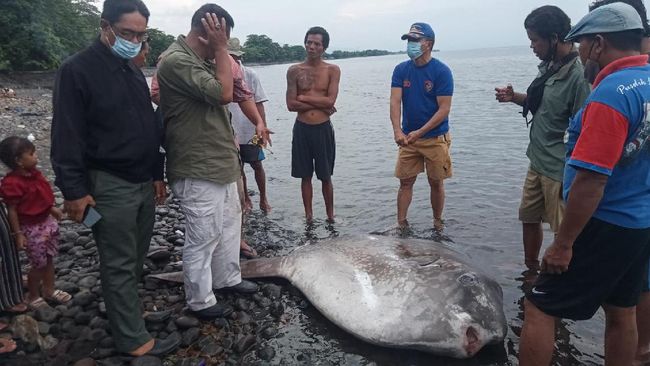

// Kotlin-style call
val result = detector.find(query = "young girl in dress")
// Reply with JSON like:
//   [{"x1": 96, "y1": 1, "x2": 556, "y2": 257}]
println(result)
[{"x1": 0, "y1": 136, "x2": 69, "y2": 308}]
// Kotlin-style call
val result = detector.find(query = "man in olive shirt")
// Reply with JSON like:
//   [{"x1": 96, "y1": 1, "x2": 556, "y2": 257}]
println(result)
[
  {"x1": 157, "y1": 4, "x2": 265, "y2": 319},
  {"x1": 495, "y1": 6, "x2": 591, "y2": 273}
]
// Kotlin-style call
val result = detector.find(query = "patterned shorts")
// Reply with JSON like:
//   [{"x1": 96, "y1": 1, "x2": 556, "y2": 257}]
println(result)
[{"x1": 21, "y1": 216, "x2": 59, "y2": 269}]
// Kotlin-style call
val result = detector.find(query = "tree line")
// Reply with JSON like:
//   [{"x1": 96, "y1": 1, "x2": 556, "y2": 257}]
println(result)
[{"x1": 0, "y1": 0, "x2": 395, "y2": 72}]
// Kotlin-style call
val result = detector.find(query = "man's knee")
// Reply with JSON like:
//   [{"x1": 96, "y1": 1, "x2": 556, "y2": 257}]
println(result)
[
  {"x1": 427, "y1": 177, "x2": 444, "y2": 190},
  {"x1": 399, "y1": 177, "x2": 417, "y2": 189}
]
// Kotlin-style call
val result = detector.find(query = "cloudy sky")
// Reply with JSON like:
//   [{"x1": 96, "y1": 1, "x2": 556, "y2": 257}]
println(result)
[{"x1": 102, "y1": 0, "x2": 595, "y2": 51}]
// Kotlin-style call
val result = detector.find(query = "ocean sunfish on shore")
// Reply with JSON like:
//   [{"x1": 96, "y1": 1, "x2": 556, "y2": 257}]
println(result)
[{"x1": 149, "y1": 235, "x2": 507, "y2": 358}]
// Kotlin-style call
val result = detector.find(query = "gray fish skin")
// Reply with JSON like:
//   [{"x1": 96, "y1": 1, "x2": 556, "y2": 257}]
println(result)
[{"x1": 150, "y1": 235, "x2": 507, "y2": 358}]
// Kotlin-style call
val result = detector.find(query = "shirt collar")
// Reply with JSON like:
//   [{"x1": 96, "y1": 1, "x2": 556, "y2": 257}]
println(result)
[
  {"x1": 593, "y1": 54, "x2": 649, "y2": 87},
  {"x1": 90, "y1": 37, "x2": 134, "y2": 72},
  {"x1": 176, "y1": 35, "x2": 213, "y2": 68}
]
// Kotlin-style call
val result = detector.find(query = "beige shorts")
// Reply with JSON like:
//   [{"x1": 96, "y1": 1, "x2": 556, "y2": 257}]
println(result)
[
  {"x1": 395, "y1": 133, "x2": 453, "y2": 180},
  {"x1": 518, "y1": 166, "x2": 564, "y2": 233}
]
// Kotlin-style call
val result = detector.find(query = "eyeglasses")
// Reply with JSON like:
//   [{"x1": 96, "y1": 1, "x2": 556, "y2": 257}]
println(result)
[{"x1": 111, "y1": 26, "x2": 149, "y2": 42}]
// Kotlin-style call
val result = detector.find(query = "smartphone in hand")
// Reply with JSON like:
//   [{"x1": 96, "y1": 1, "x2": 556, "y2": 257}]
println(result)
[{"x1": 82, "y1": 206, "x2": 102, "y2": 228}]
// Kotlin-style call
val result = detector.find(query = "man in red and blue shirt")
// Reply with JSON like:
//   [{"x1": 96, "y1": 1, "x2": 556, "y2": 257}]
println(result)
[{"x1": 519, "y1": 3, "x2": 650, "y2": 365}]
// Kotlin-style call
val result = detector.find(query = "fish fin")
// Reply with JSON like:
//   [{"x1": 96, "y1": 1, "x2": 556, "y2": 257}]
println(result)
[
  {"x1": 147, "y1": 271, "x2": 184, "y2": 284},
  {"x1": 241, "y1": 257, "x2": 286, "y2": 279}
]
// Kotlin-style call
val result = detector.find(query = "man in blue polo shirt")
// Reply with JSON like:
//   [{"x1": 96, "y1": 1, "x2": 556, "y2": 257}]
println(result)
[
  {"x1": 390, "y1": 22, "x2": 453, "y2": 231},
  {"x1": 519, "y1": 4, "x2": 650, "y2": 365}
]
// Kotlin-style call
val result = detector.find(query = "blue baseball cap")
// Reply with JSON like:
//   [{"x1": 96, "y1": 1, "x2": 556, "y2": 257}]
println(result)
[
  {"x1": 565, "y1": 2, "x2": 644, "y2": 41},
  {"x1": 401, "y1": 22, "x2": 435, "y2": 41}
]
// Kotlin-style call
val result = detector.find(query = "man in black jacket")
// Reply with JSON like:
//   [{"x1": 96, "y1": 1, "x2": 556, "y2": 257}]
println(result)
[{"x1": 51, "y1": 0, "x2": 176, "y2": 357}]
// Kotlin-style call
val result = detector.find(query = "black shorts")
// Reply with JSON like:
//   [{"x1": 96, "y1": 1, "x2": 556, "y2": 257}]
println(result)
[
  {"x1": 239, "y1": 144, "x2": 265, "y2": 163},
  {"x1": 527, "y1": 217, "x2": 650, "y2": 320},
  {"x1": 291, "y1": 119, "x2": 335, "y2": 181}
]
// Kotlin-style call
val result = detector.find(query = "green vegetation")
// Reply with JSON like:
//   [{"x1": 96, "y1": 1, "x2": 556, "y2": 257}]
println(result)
[
  {"x1": 0, "y1": 0, "x2": 394, "y2": 71},
  {"x1": 242, "y1": 34, "x2": 396, "y2": 64}
]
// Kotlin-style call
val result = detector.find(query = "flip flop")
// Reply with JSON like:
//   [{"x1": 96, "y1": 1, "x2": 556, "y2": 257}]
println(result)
[
  {"x1": 44, "y1": 289, "x2": 72, "y2": 304},
  {"x1": 0, "y1": 338, "x2": 16, "y2": 354},
  {"x1": 27, "y1": 297, "x2": 49, "y2": 311},
  {"x1": 5, "y1": 303, "x2": 27, "y2": 313},
  {"x1": 0, "y1": 322, "x2": 7, "y2": 332}
]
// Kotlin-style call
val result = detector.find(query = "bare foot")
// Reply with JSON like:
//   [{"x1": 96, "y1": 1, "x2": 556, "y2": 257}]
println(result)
[
  {"x1": 243, "y1": 200, "x2": 253, "y2": 214},
  {"x1": 6, "y1": 303, "x2": 27, "y2": 313},
  {"x1": 398, "y1": 219, "x2": 409, "y2": 229},
  {"x1": 260, "y1": 200, "x2": 272, "y2": 213},
  {"x1": 0, "y1": 338, "x2": 16, "y2": 354},
  {"x1": 240, "y1": 239, "x2": 258, "y2": 259},
  {"x1": 433, "y1": 217, "x2": 444, "y2": 232}
]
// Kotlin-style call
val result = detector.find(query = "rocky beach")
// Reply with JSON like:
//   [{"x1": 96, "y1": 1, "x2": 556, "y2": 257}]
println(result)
[{"x1": 0, "y1": 82, "x2": 325, "y2": 366}]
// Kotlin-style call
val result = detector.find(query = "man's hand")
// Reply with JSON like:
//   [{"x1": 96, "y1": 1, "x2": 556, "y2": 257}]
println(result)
[
  {"x1": 63, "y1": 195, "x2": 96, "y2": 223},
  {"x1": 394, "y1": 130, "x2": 409, "y2": 147},
  {"x1": 153, "y1": 181, "x2": 167, "y2": 205},
  {"x1": 495, "y1": 85, "x2": 515, "y2": 103},
  {"x1": 15, "y1": 233, "x2": 26, "y2": 251},
  {"x1": 406, "y1": 129, "x2": 424, "y2": 144},
  {"x1": 541, "y1": 240, "x2": 573, "y2": 274},
  {"x1": 255, "y1": 125, "x2": 273, "y2": 147},
  {"x1": 50, "y1": 207, "x2": 64, "y2": 221},
  {"x1": 198, "y1": 13, "x2": 228, "y2": 53}
]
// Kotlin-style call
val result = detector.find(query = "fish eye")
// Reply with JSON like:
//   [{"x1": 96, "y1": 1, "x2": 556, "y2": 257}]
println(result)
[{"x1": 458, "y1": 273, "x2": 478, "y2": 286}]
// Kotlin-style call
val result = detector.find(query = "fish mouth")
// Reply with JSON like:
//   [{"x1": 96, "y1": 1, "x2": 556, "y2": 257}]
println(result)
[{"x1": 464, "y1": 326, "x2": 482, "y2": 357}]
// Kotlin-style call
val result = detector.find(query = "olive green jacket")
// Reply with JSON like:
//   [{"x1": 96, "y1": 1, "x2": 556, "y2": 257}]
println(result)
[{"x1": 157, "y1": 36, "x2": 240, "y2": 185}]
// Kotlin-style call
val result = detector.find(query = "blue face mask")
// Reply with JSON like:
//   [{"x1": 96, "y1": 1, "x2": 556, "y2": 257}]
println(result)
[
  {"x1": 108, "y1": 27, "x2": 142, "y2": 60},
  {"x1": 406, "y1": 41, "x2": 423, "y2": 60}
]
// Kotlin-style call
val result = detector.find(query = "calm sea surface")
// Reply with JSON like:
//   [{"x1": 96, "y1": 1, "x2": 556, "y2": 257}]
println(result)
[{"x1": 163, "y1": 46, "x2": 605, "y2": 365}]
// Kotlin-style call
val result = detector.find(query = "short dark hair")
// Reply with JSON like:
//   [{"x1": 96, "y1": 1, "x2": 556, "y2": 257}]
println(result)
[
  {"x1": 586, "y1": 30, "x2": 645, "y2": 51},
  {"x1": 191, "y1": 4, "x2": 234, "y2": 34},
  {"x1": 101, "y1": 0, "x2": 150, "y2": 24},
  {"x1": 304, "y1": 26, "x2": 330, "y2": 49},
  {"x1": 524, "y1": 5, "x2": 572, "y2": 41},
  {"x1": 0, "y1": 136, "x2": 35, "y2": 170},
  {"x1": 589, "y1": 0, "x2": 650, "y2": 36}
]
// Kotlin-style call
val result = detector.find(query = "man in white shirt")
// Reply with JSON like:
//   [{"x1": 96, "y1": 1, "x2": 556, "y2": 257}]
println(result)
[{"x1": 227, "y1": 37, "x2": 271, "y2": 216}]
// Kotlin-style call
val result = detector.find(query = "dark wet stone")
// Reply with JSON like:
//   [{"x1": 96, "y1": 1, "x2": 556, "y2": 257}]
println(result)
[
  {"x1": 90, "y1": 347, "x2": 115, "y2": 360},
  {"x1": 74, "y1": 311, "x2": 93, "y2": 325},
  {"x1": 101, "y1": 357, "x2": 129, "y2": 366},
  {"x1": 78, "y1": 276, "x2": 98, "y2": 288},
  {"x1": 76, "y1": 326, "x2": 93, "y2": 341},
  {"x1": 131, "y1": 355, "x2": 162, "y2": 366},
  {"x1": 174, "y1": 358, "x2": 206, "y2": 366},
  {"x1": 257, "y1": 345, "x2": 275, "y2": 361},
  {"x1": 260, "y1": 325, "x2": 278, "y2": 339},
  {"x1": 174, "y1": 239, "x2": 184, "y2": 247},
  {"x1": 143, "y1": 310, "x2": 172, "y2": 323},
  {"x1": 75, "y1": 236, "x2": 92, "y2": 246},
  {"x1": 269, "y1": 302, "x2": 284, "y2": 318},
  {"x1": 56, "y1": 280, "x2": 79, "y2": 294},
  {"x1": 99, "y1": 336, "x2": 114, "y2": 348},
  {"x1": 181, "y1": 327, "x2": 200, "y2": 346},
  {"x1": 89, "y1": 316, "x2": 108, "y2": 329},
  {"x1": 73, "y1": 357, "x2": 96, "y2": 366},
  {"x1": 74, "y1": 291, "x2": 96, "y2": 307},
  {"x1": 146, "y1": 322, "x2": 165, "y2": 332},
  {"x1": 60, "y1": 319, "x2": 77, "y2": 334},
  {"x1": 262, "y1": 284, "x2": 281, "y2": 299},
  {"x1": 143, "y1": 278, "x2": 159, "y2": 290},
  {"x1": 221, "y1": 336, "x2": 233, "y2": 350},
  {"x1": 147, "y1": 249, "x2": 172, "y2": 262},
  {"x1": 254, "y1": 296, "x2": 272, "y2": 308},
  {"x1": 236, "y1": 311, "x2": 252, "y2": 325},
  {"x1": 98, "y1": 302, "x2": 106, "y2": 314},
  {"x1": 234, "y1": 334, "x2": 256, "y2": 354},
  {"x1": 60, "y1": 305, "x2": 80, "y2": 318},
  {"x1": 38, "y1": 321, "x2": 50, "y2": 335},
  {"x1": 198, "y1": 337, "x2": 223, "y2": 356},
  {"x1": 81, "y1": 248, "x2": 97, "y2": 256},
  {"x1": 88, "y1": 328, "x2": 107, "y2": 342},
  {"x1": 166, "y1": 295, "x2": 182, "y2": 304},
  {"x1": 58, "y1": 244, "x2": 74, "y2": 253},
  {"x1": 35, "y1": 306, "x2": 60, "y2": 323},
  {"x1": 234, "y1": 298, "x2": 250, "y2": 311},
  {"x1": 165, "y1": 320, "x2": 177, "y2": 333},
  {"x1": 174, "y1": 315, "x2": 199, "y2": 329},
  {"x1": 213, "y1": 317, "x2": 229, "y2": 330}
]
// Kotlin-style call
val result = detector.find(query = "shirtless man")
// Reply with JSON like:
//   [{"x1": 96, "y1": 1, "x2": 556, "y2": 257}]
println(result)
[{"x1": 286, "y1": 26, "x2": 341, "y2": 222}]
